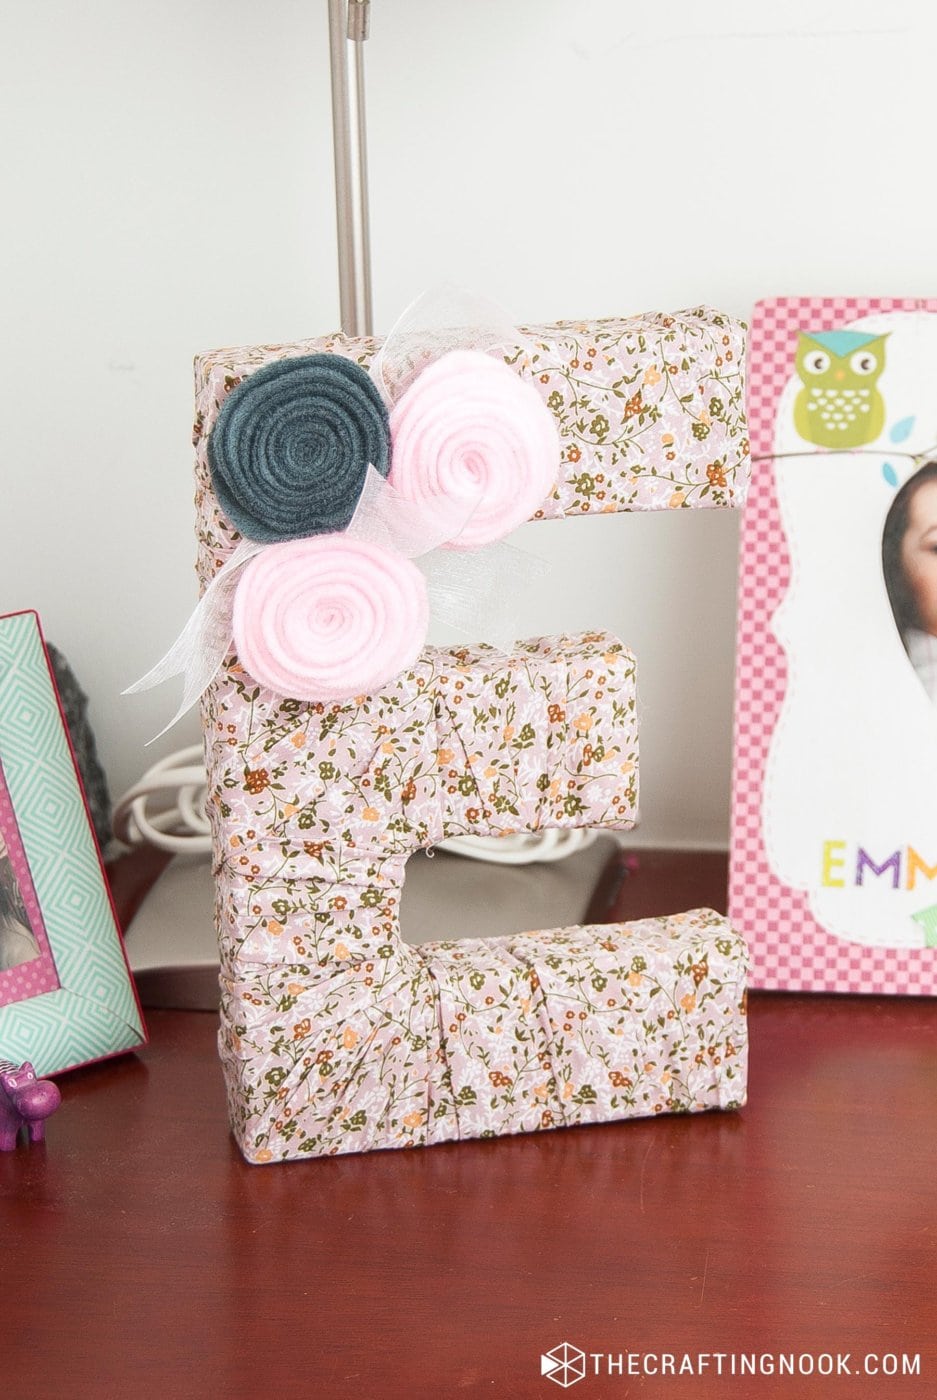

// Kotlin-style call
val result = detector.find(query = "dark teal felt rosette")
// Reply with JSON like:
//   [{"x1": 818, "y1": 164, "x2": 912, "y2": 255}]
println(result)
[{"x1": 207, "y1": 354, "x2": 391, "y2": 542}]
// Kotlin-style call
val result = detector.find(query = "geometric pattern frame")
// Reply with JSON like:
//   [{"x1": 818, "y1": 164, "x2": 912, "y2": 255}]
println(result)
[{"x1": 0, "y1": 611, "x2": 145, "y2": 1075}]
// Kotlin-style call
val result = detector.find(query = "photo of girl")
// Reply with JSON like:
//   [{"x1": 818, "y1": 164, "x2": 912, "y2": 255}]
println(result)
[
  {"x1": 0, "y1": 828, "x2": 40, "y2": 972},
  {"x1": 882, "y1": 460, "x2": 937, "y2": 704}
]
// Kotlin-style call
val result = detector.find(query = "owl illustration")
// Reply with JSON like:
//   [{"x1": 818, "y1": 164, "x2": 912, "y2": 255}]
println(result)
[{"x1": 792, "y1": 330, "x2": 888, "y2": 448}]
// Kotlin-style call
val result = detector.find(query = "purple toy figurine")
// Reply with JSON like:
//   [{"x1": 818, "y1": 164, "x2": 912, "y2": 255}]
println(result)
[{"x1": 0, "y1": 1059, "x2": 61, "y2": 1150}]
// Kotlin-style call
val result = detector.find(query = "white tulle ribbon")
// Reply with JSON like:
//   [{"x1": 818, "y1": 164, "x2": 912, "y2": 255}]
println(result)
[
  {"x1": 336, "y1": 467, "x2": 550, "y2": 662},
  {"x1": 123, "y1": 538, "x2": 263, "y2": 742},
  {"x1": 419, "y1": 540, "x2": 549, "y2": 653},
  {"x1": 370, "y1": 284, "x2": 525, "y2": 406},
  {"x1": 344, "y1": 463, "x2": 479, "y2": 556},
  {"x1": 126, "y1": 468, "x2": 544, "y2": 738},
  {"x1": 129, "y1": 288, "x2": 553, "y2": 735}
]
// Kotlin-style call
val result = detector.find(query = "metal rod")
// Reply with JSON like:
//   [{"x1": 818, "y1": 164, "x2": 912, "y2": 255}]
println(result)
[{"x1": 327, "y1": 0, "x2": 373, "y2": 337}]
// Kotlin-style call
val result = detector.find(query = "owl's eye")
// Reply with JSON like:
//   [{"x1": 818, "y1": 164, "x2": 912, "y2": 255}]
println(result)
[
  {"x1": 850, "y1": 350, "x2": 878, "y2": 375},
  {"x1": 803, "y1": 351, "x2": 830, "y2": 374}
]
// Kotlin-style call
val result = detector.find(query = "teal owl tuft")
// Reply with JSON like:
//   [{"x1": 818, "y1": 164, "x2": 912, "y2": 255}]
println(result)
[{"x1": 792, "y1": 330, "x2": 888, "y2": 448}]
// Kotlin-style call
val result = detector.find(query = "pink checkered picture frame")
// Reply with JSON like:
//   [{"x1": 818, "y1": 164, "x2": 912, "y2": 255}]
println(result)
[{"x1": 729, "y1": 296, "x2": 937, "y2": 994}]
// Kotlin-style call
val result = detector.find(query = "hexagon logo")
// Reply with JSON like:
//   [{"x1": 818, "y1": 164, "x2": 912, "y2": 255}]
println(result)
[{"x1": 541, "y1": 1343, "x2": 587, "y2": 1388}]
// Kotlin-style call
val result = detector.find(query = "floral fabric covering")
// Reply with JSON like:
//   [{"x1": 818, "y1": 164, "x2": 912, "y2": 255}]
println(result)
[
  {"x1": 199, "y1": 621, "x2": 747, "y2": 1163},
  {"x1": 219, "y1": 903, "x2": 748, "y2": 1162},
  {"x1": 206, "y1": 630, "x2": 640, "y2": 1159},
  {"x1": 193, "y1": 305, "x2": 749, "y2": 557},
  {"x1": 194, "y1": 314, "x2": 750, "y2": 1162}
]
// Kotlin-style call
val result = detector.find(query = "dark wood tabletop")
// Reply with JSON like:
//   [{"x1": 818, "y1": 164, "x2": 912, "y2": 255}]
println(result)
[{"x1": 3, "y1": 852, "x2": 936, "y2": 1400}]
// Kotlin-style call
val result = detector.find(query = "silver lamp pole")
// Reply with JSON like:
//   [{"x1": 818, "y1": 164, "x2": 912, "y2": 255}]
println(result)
[{"x1": 328, "y1": 0, "x2": 374, "y2": 337}]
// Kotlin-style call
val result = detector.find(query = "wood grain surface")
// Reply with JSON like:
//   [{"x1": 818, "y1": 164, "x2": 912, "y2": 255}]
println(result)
[{"x1": 2, "y1": 856, "x2": 935, "y2": 1399}]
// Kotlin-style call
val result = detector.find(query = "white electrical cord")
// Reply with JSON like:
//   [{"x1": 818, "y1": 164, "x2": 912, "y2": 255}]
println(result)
[
  {"x1": 112, "y1": 746, "x2": 596, "y2": 865},
  {"x1": 112, "y1": 745, "x2": 212, "y2": 855},
  {"x1": 438, "y1": 829, "x2": 596, "y2": 864}
]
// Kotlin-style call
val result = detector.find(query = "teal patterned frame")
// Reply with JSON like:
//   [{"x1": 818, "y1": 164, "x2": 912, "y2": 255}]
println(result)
[{"x1": 0, "y1": 611, "x2": 145, "y2": 1074}]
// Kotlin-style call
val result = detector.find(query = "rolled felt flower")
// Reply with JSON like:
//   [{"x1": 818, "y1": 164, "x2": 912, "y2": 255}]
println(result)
[
  {"x1": 232, "y1": 536, "x2": 429, "y2": 703},
  {"x1": 208, "y1": 354, "x2": 390, "y2": 543},
  {"x1": 387, "y1": 349, "x2": 560, "y2": 548}
]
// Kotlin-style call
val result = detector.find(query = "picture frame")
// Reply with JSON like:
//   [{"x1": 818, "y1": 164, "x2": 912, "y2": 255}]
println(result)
[
  {"x1": 729, "y1": 296, "x2": 937, "y2": 995},
  {"x1": 0, "y1": 610, "x2": 146, "y2": 1073}
]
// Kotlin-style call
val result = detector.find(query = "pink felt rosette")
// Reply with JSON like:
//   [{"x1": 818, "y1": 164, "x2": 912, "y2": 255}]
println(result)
[
  {"x1": 388, "y1": 349, "x2": 560, "y2": 548},
  {"x1": 232, "y1": 536, "x2": 429, "y2": 703}
]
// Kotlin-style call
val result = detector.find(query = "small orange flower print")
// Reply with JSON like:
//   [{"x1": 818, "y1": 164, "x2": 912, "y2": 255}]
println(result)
[
  {"x1": 403, "y1": 1111, "x2": 424, "y2": 1130},
  {"x1": 342, "y1": 1026, "x2": 359, "y2": 1050},
  {"x1": 624, "y1": 391, "x2": 644, "y2": 419},
  {"x1": 243, "y1": 768, "x2": 269, "y2": 794},
  {"x1": 293, "y1": 1018, "x2": 311, "y2": 1040},
  {"x1": 567, "y1": 445, "x2": 581, "y2": 463},
  {"x1": 706, "y1": 462, "x2": 727, "y2": 488},
  {"x1": 643, "y1": 365, "x2": 661, "y2": 386},
  {"x1": 362, "y1": 806, "x2": 380, "y2": 821},
  {"x1": 573, "y1": 713, "x2": 593, "y2": 734}
]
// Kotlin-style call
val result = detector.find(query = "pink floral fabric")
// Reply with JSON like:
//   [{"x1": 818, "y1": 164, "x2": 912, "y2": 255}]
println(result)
[
  {"x1": 194, "y1": 314, "x2": 750, "y2": 1163},
  {"x1": 193, "y1": 305, "x2": 749, "y2": 565}
]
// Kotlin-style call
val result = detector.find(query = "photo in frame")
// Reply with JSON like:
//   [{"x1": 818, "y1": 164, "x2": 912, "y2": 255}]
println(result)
[
  {"x1": 0, "y1": 611, "x2": 146, "y2": 1072},
  {"x1": 730, "y1": 296, "x2": 937, "y2": 994}
]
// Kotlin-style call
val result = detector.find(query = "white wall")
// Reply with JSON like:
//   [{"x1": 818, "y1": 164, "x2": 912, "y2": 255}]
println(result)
[{"x1": 2, "y1": 0, "x2": 934, "y2": 846}]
